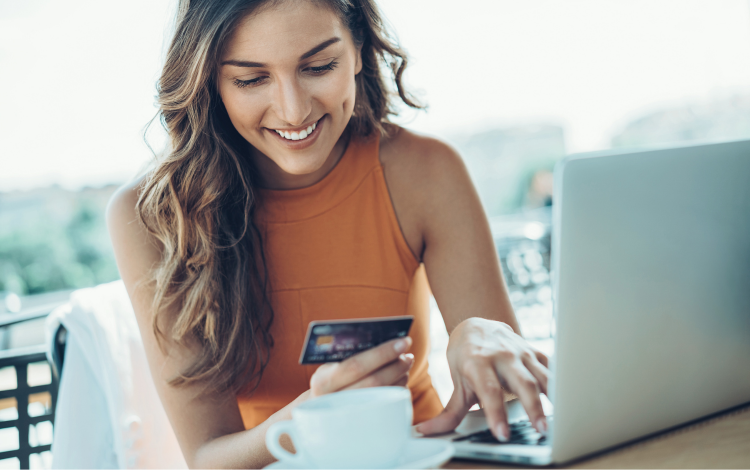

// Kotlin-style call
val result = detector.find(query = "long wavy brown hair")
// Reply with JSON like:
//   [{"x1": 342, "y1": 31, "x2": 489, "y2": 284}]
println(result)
[{"x1": 137, "y1": 0, "x2": 422, "y2": 396}]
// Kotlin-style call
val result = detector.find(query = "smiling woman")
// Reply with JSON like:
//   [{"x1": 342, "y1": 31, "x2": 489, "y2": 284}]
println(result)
[
  {"x1": 106, "y1": 0, "x2": 550, "y2": 468},
  {"x1": 218, "y1": 3, "x2": 362, "y2": 184}
]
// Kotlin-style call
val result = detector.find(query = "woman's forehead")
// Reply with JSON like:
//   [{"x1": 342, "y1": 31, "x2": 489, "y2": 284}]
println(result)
[{"x1": 223, "y1": 1, "x2": 350, "y2": 63}]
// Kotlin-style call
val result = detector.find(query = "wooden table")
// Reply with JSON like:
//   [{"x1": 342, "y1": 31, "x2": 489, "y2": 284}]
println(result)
[{"x1": 445, "y1": 403, "x2": 750, "y2": 468}]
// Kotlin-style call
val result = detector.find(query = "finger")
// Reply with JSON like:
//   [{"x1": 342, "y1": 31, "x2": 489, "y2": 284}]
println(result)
[
  {"x1": 394, "y1": 375, "x2": 409, "y2": 387},
  {"x1": 521, "y1": 353, "x2": 549, "y2": 396},
  {"x1": 415, "y1": 385, "x2": 474, "y2": 436},
  {"x1": 462, "y1": 360, "x2": 510, "y2": 442},
  {"x1": 310, "y1": 337, "x2": 412, "y2": 394},
  {"x1": 499, "y1": 361, "x2": 547, "y2": 435},
  {"x1": 343, "y1": 353, "x2": 414, "y2": 390},
  {"x1": 531, "y1": 347, "x2": 549, "y2": 368},
  {"x1": 309, "y1": 363, "x2": 336, "y2": 397}
]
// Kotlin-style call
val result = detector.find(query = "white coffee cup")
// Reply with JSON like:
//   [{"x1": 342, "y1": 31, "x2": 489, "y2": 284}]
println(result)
[{"x1": 265, "y1": 386, "x2": 413, "y2": 469}]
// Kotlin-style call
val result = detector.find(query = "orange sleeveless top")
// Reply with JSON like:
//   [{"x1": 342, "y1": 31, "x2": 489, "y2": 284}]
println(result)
[{"x1": 237, "y1": 132, "x2": 444, "y2": 428}]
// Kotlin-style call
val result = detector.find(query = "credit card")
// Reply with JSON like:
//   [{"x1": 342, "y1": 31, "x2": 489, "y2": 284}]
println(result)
[{"x1": 299, "y1": 316, "x2": 414, "y2": 364}]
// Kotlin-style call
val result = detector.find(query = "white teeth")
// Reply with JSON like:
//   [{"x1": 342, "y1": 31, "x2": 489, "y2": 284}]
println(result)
[{"x1": 274, "y1": 120, "x2": 318, "y2": 141}]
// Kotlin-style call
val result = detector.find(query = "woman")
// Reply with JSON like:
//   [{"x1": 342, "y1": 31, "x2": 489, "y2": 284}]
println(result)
[{"x1": 107, "y1": 0, "x2": 550, "y2": 467}]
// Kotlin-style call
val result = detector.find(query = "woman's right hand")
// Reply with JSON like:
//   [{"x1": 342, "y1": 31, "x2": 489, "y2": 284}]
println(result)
[{"x1": 308, "y1": 337, "x2": 414, "y2": 398}]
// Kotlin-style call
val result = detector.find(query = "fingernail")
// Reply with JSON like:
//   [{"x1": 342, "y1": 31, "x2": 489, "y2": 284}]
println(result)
[
  {"x1": 496, "y1": 424, "x2": 509, "y2": 442},
  {"x1": 394, "y1": 338, "x2": 408, "y2": 352},
  {"x1": 404, "y1": 353, "x2": 414, "y2": 363},
  {"x1": 535, "y1": 417, "x2": 548, "y2": 436}
]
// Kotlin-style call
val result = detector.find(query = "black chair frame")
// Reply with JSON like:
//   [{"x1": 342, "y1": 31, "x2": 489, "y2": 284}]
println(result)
[{"x1": 0, "y1": 304, "x2": 67, "y2": 469}]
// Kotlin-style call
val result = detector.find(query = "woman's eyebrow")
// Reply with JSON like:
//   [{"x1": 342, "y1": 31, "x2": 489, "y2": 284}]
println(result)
[
  {"x1": 299, "y1": 37, "x2": 341, "y2": 60},
  {"x1": 221, "y1": 37, "x2": 342, "y2": 68}
]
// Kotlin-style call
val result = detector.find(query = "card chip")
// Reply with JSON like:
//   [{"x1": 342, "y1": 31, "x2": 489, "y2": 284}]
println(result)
[{"x1": 316, "y1": 335, "x2": 334, "y2": 345}]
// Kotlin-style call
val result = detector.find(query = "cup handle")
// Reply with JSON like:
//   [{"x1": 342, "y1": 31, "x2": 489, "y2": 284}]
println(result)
[{"x1": 265, "y1": 420, "x2": 303, "y2": 464}]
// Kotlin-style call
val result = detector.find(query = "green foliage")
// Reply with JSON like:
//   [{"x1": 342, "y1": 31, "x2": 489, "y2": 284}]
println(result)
[{"x1": 0, "y1": 192, "x2": 120, "y2": 295}]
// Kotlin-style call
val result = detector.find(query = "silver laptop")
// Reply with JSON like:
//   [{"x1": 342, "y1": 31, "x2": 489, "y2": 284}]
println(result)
[{"x1": 428, "y1": 139, "x2": 750, "y2": 465}]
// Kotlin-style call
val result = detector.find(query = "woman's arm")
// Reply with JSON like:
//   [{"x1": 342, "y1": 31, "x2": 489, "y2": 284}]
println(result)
[
  {"x1": 106, "y1": 179, "x2": 414, "y2": 468},
  {"x1": 107, "y1": 180, "x2": 273, "y2": 468},
  {"x1": 380, "y1": 128, "x2": 518, "y2": 331},
  {"x1": 380, "y1": 128, "x2": 549, "y2": 441}
]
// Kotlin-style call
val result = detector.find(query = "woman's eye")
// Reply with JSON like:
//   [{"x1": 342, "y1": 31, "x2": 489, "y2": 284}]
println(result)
[
  {"x1": 233, "y1": 76, "x2": 267, "y2": 88},
  {"x1": 231, "y1": 61, "x2": 338, "y2": 88},
  {"x1": 307, "y1": 60, "x2": 339, "y2": 75}
]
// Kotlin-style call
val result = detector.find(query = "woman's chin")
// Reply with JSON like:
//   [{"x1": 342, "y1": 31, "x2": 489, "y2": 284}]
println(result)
[
  {"x1": 282, "y1": 164, "x2": 325, "y2": 176},
  {"x1": 276, "y1": 156, "x2": 330, "y2": 178}
]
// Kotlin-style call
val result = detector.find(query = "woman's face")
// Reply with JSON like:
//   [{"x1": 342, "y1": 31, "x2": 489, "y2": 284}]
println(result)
[{"x1": 218, "y1": 0, "x2": 362, "y2": 189}]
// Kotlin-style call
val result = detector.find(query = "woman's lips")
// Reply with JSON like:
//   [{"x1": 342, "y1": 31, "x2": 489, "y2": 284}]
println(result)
[{"x1": 267, "y1": 117, "x2": 324, "y2": 150}]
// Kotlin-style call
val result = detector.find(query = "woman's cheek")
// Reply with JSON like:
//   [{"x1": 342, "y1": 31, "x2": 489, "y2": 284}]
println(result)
[
  {"x1": 226, "y1": 93, "x2": 266, "y2": 136},
  {"x1": 322, "y1": 75, "x2": 356, "y2": 115}
]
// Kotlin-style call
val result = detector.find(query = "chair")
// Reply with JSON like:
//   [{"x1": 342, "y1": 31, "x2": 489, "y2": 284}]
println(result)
[{"x1": 0, "y1": 304, "x2": 63, "y2": 469}]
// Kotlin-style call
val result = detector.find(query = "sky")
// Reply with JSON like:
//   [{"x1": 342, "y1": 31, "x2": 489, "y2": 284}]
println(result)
[{"x1": 1, "y1": 0, "x2": 749, "y2": 191}]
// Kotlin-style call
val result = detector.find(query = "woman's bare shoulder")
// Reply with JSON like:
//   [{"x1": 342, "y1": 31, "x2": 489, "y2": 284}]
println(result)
[
  {"x1": 379, "y1": 125, "x2": 474, "y2": 211},
  {"x1": 378, "y1": 125, "x2": 477, "y2": 259},
  {"x1": 106, "y1": 175, "x2": 162, "y2": 283},
  {"x1": 106, "y1": 175, "x2": 147, "y2": 230},
  {"x1": 379, "y1": 125, "x2": 466, "y2": 181}
]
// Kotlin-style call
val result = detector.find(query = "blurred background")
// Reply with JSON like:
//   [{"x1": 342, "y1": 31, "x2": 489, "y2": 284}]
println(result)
[
  {"x1": 3, "y1": 0, "x2": 750, "y2": 305},
  {"x1": 1, "y1": 0, "x2": 750, "y2": 466}
]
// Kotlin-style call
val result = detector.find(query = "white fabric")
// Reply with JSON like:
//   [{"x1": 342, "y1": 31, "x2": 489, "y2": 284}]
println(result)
[
  {"x1": 47, "y1": 280, "x2": 187, "y2": 469},
  {"x1": 50, "y1": 332, "x2": 118, "y2": 468}
]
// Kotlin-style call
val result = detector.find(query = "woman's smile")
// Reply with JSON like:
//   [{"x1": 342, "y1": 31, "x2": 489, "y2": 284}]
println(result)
[{"x1": 266, "y1": 115, "x2": 323, "y2": 150}]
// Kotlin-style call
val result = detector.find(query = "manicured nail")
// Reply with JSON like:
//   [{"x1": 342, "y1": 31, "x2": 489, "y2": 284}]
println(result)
[
  {"x1": 394, "y1": 338, "x2": 408, "y2": 352},
  {"x1": 535, "y1": 417, "x2": 548, "y2": 436},
  {"x1": 404, "y1": 353, "x2": 414, "y2": 362},
  {"x1": 496, "y1": 424, "x2": 509, "y2": 442}
]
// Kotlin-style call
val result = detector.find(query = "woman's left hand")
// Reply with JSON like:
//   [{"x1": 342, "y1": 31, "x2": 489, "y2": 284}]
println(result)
[{"x1": 415, "y1": 317, "x2": 549, "y2": 441}]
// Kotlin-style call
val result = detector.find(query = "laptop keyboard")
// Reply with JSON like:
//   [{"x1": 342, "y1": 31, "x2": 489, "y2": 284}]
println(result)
[{"x1": 452, "y1": 419, "x2": 548, "y2": 446}]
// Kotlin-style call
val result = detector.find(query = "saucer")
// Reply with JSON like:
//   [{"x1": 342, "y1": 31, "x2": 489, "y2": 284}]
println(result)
[{"x1": 265, "y1": 438, "x2": 455, "y2": 469}]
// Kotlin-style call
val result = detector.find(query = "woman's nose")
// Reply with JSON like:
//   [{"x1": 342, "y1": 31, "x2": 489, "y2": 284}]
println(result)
[{"x1": 273, "y1": 77, "x2": 312, "y2": 127}]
